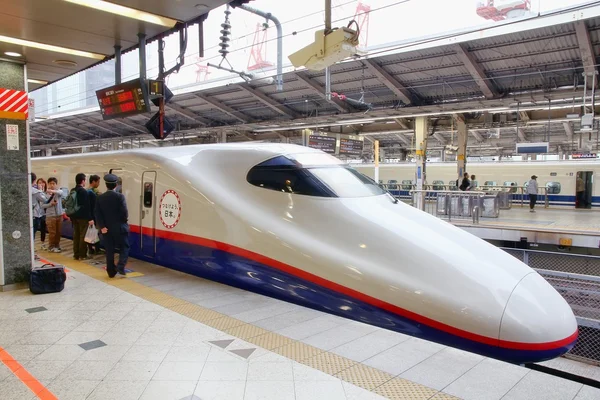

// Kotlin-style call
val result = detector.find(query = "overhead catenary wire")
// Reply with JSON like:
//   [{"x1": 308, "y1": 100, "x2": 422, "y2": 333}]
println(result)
[{"x1": 32, "y1": 1, "x2": 600, "y2": 118}]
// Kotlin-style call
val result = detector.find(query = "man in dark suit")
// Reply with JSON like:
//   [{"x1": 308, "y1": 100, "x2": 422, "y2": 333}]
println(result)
[{"x1": 95, "y1": 174, "x2": 129, "y2": 278}]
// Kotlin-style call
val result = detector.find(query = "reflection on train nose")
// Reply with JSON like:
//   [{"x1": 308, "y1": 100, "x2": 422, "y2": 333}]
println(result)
[{"x1": 500, "y1": 272, "x2": 578, "y2": 349}]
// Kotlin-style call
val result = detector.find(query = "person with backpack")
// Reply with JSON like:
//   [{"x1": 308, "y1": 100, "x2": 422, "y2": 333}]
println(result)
[
  {"x1": 42, "y1": 177, "x2": 64, "y2": 253},
  {"x1": 65, "y1": 173, "x2": 94, "y2": 260}
]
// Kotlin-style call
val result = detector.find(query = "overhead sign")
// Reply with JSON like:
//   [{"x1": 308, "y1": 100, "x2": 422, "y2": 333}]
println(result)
[
  {"x1": 339, "y1": 138, "x2": 364, "y2": 155},
  {"x1": 308, "y1": 134, "x2": 336, "y2": 154},
  {"x1": 516, "y1": 142, "x2": 549, "y2": 154},
  {"x1": 572, "y1": 153, "x2": 597, "y2": 159},
  {"x1": 96, "y1": 78, "x2": 151, "y2": 120}
]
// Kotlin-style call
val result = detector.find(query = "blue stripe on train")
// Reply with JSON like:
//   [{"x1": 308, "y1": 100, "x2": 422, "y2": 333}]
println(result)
[{"x1": 58, "y1": 218, "x2": 576, "y2": 364}]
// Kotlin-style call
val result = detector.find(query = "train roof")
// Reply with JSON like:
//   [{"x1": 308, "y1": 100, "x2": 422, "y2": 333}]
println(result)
[{"x1": 34, "y1": 142, "x2": 320, "y2": 163}]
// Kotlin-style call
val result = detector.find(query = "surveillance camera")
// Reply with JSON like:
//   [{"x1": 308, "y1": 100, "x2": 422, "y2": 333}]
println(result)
[{"x1": 288, "y1": 27, "x2": 361, "y2": 71}]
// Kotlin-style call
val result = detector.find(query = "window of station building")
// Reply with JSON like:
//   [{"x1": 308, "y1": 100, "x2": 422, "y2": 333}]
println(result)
[
  {"x1": 387, "y1": 179, "x2": 399, "y2": 190},
  {"x1": 432, "y1": 180, "x2": 445, "y2": 190},
  {"x1": 401, "y1": 180, "x2": 413, "y2": 190},
  {"x1": 143, "y1": 182, "x2": 153, "y2": 207},
  {"x1": 503, "y1": 181, "x2": 518, "y2": 193},
  {"x1": 246, "y1": 155, "x2": 385, "y2": 198},
  {"x1": 546, "y1": 182, "x2": 561, "y2": 194}
]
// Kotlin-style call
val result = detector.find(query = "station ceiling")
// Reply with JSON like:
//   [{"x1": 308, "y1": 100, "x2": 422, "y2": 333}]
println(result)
[
  {"x1": 30, "y1": 3, "x2": 600, "y2": 158},
  {"x1": 0, "y1": 0, "x2": 231, "y2": 90}
]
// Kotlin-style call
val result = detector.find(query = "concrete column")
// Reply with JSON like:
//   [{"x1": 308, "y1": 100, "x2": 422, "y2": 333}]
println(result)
[
  {"x1": 456, "y1": 116, "x2": 467, "y2": 181},
  {"x1": 531, "y1": 154, "x2": 537, "y2": 161},
  {"x1": 46, "y1": 148, "x2": 52, "y2": 157},
  {"x1": 0, "y1": 60, "x2": 33, "y2": 289},
  {"x1": 414, "y1": 116, "x2": 428, "y2": 209},
  {"x1": 221, "y1": 132, "x2": 227, "y2": 143}
]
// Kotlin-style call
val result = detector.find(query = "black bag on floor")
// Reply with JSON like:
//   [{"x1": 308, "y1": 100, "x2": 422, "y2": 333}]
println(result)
[{"x1": 29, "y1": 264, "x2": 67, "y2": 294}]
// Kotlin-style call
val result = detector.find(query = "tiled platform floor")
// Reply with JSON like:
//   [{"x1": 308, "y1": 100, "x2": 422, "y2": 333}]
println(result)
[{"x1": 0, "y1": 239, "x2": 598, "y2": 399}]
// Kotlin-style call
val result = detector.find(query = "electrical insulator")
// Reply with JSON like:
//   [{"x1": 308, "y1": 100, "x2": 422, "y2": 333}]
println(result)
[{"x1": 219, "y1": 7, "x2": 232, "y2": 57}]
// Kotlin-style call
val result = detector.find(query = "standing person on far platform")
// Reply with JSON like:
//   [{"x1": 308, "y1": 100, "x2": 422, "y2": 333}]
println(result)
[
  {"x1": 95, "y1": 174, "x2": 129, "y2": 278},
  {"x1": 527, "y1": 175, "x2": 539, "y2": 213},
  {"x1": 65, "y1": 173, "x2": 94, "y2": 260}
]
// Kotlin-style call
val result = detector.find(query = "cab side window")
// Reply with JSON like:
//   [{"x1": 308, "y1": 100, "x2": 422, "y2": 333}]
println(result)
[
  {"x1": 143, "y1": 183, "x2": 153, "y2": 207},
  {"x1": 401, "y1": 180, "x2": 412, "y2": 190}
]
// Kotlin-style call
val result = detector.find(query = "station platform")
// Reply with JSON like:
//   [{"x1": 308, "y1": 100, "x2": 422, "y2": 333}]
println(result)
[
  {"x1": 1, "y1": 240, "x2": 599, "y2": 400},
  {"x1": 451, "y1": 207, "x2": 600, "y2": 249}
]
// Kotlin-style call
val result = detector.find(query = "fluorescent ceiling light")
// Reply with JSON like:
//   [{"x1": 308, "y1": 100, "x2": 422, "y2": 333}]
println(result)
[
  {"x1": 4, "y1": 51, "x2": 21, "y2": 57},
  {"x1": 28, "y1": 79, "x2": 48, "y2": 85},
  {"x1": 64, "y1": 0, "x2": 178, "y2": 27},
  {"x1": 0, "y1": 35, "x2": 105, "y2": 60}
]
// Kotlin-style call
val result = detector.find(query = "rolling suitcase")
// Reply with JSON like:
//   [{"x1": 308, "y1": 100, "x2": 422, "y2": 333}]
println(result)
[{"x1": 29, "y1": 263, "x2": 67, "y2": 294}]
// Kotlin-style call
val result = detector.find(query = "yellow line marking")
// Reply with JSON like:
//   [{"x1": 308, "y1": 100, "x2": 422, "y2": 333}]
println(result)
[{"x1": 44, "y1": 250, "x2": 455, "y2": 399}]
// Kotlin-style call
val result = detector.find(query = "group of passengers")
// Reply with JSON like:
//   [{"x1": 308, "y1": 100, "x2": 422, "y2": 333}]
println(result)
[
  {"x1": 458, "y1": 172, "x2": 540, "y2": 212},
  {"x1": 458, "y1": 173, "x2": 477, "y2": 191},
  {"x1": 31, "y1": 172, "x2": 130, "y2": 278}
]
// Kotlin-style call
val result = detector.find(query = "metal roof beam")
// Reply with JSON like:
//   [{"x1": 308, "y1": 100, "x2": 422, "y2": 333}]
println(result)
[
  {"x1": 517, "y1": 128, "x2": 528, "y2": 142},
  {"x1": 238, "y1": 83, "x2": 299, "y2": 119},
  {"x1": 394, "y1": 118, "x2": 411, "y2": 130},
  {"x1": 471, "y1": 130, "x2": 484, "y2": 142},
  {"x1": 31, "y1": 124, "x2": 80, "y2": 141},
  {"x1": 195, "y1": 93, "x2": 251, "y2": 123},
  {"x1": 365, "y1": 59, "x2": 413, "y2": 104},
  {"x1": 294, "y1": 73, "x2": 351, "y2": 113},
  {"x1": 452, "y1": 44, "x2": 497, "y2": 99},
  {"x1": 166, "y1": 103, "x2": 211, "y2": 125},
  {"x1": 394, "y1": 133, "x2": 410, "y2": 146},
  {"x1": 432, "y1": 132, "x2": 446, "y2": 145},
  {"x1": 110, "y1": 118, "x2": 148, "y2": 134},
  {"x1": 563, "y1": 122, "x2": 574, "y2": 140},
  {"x1": 83, "y1": 118, "x2": 121, "y2": 137},
  {"x1": 54, "y1": 122, "x2": 98, "y2": 140},
  {"x1": 575, "y1": 21, "x2": 598, "y2": 88}
]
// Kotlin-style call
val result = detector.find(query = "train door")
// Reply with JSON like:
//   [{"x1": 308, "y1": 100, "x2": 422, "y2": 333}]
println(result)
[
  {"x1": 575, "y1": 171, "x2": 593, "y2": 209},
  {"x1": 140, "y1": 171, "x2": 157, "y2": 257}
]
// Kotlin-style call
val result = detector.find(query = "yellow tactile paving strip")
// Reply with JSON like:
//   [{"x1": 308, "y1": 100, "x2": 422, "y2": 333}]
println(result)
[{"x1": 39, "y1": 246, "x2": 460, "y2": 400}]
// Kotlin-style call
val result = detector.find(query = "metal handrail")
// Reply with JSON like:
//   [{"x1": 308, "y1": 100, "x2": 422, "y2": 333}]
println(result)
[{"x1": 478, "y1": 185, "x2": 549, "y2": 208}]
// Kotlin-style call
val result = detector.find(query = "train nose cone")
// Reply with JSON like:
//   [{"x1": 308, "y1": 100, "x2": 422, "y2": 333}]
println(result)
[{"x1": 499, "y1": 272, "x2": 578, "y2": 362}]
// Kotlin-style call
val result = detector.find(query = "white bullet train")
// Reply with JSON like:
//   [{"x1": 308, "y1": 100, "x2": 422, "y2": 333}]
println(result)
[{"x1": 32, "y1": 143, "x2": 578, "y2": 363}]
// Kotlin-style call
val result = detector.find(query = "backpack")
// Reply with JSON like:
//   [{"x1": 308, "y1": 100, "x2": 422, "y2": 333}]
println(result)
[{"x1": 64, "y1": 188, "x2": 80, "y2": 217}]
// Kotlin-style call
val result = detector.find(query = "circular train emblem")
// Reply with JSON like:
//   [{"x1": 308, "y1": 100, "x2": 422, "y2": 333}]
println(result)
[{"x1": 159, "y1": 190, "x2": 181, "y2": 229}]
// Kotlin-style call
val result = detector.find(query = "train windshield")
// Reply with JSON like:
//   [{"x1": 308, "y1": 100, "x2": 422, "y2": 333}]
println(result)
[{"x1": 247, "y1": 154, "x2": 385, "y2": 198}]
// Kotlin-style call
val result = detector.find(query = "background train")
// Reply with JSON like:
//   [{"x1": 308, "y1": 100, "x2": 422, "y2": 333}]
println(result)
[
  {"x1": 354, "y1": 160, "x2": 600, "y2": 208},
  {"x1": 32, "y1": 144, "x2": 578, "y2": 364}
]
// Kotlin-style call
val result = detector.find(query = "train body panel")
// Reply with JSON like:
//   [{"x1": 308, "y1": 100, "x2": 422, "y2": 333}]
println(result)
[
  {"x1": 354, "y1": 161, "x2": 600, "y2": 207},
  {"x1": 32, "y1": 144, "x2": 578, "y2": 363}
]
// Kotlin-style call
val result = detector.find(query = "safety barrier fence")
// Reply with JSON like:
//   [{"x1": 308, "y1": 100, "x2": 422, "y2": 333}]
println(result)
[
  {"x1": 503, "y1": 248, "x2": 600, "y2": 365},
  {"x1": 382, "y1": 184, "x2": 549, "y2": 209},
  {"x1": 406, "y1": 189, "x2": 498, "y2": 224}
]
